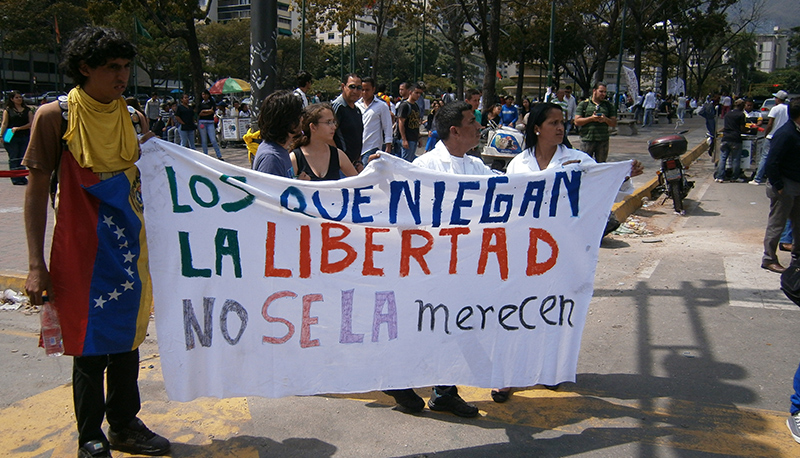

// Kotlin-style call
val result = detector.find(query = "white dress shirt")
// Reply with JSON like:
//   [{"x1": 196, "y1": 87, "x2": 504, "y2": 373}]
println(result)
[
  {"x1": 356, "y1": 96, "x2": 393, "y2": 155},
  {"x1": 413, "y1": 141, "x2": 496, "y2": 175}
]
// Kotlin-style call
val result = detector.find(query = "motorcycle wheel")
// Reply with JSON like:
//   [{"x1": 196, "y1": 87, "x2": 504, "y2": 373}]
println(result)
[{"x1": 669, "y1": 181, "x2": 684, "y2": 214}]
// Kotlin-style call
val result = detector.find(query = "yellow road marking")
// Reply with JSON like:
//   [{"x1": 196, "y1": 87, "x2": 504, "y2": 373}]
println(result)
[{"x1": 2, "y1": 352, "x2": 795, "y2": 457}]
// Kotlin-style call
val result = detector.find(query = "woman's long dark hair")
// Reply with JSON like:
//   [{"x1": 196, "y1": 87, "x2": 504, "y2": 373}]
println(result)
[{"x1": 525, "y1": 102, "x2": 563, "y2": 149}]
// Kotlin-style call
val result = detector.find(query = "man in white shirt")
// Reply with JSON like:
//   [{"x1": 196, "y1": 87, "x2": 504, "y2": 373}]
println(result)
[
  {"x1": 293, "y1": 70, "x2": 312, "y2": 108},
  {"x1": 642, "y1": 89, "x2": 657, "y2": 128},
  {"x1": 356, "y1": 76, "x2": 393, "y2": 166},
  {"x1": 381, "y1": 100, "x2": 491, "y2": 418},
  {"x1": 752, "y1": 90, "x2": 791, "y2": 185},
  {"x1": 564, "y1": 86, "x2": 577, "y2": 135}
]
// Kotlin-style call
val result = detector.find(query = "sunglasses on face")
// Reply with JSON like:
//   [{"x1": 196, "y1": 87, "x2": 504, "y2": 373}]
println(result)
[{"x1": 347, "y1": 84, "x2": 363, "y2": 90}]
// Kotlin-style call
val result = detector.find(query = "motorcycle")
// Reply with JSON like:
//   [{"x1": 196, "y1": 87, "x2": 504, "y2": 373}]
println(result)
[{"x1": 648, "y1": 132, "x2": 694, "y2": 215}]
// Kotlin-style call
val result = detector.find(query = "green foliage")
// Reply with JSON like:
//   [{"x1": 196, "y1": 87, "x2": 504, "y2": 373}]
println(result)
[{"x1": 197, "y1": 19, "x2": 250, "y2": 82}]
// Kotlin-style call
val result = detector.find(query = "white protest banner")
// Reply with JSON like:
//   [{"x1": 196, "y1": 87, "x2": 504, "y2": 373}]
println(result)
[{"x1": 137, "y1": 140, "x2": 630, "y2": 402}]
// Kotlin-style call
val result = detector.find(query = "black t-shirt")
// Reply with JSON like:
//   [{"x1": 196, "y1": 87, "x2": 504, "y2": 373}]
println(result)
[
  {"x1": 198, "y1": 98, "x2": 216, "y2": 121},
  {"x1": 721, "y1": 108, "x2": 745, "y2": 143},
  {"x1": 394, "y1": 101, "x2": 421, "y2": 142},
  {"x1": 332, "y1": 95, "x2": 363, "y2": 163},
  {"x1": 176, "y1": 104, "x2": 196, "y2": 131}
]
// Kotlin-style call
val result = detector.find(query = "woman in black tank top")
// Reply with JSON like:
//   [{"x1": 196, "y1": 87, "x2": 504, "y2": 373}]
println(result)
[{"x1": 290, "y1": 103, "x2": 358, "y2": 181}]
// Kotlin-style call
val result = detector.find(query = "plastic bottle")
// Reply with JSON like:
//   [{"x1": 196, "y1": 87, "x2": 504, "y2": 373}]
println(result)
[{"x1": 40, "y1": 298, "x2": 64, "y2": 357}]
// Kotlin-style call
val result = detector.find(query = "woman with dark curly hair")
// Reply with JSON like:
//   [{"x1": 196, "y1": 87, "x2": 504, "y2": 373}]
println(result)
[
  {"x1": 252, "y1": 89, "x2": 304, "y2": 177},
  {"x1": 1, "y1": 90, "x2": 33, "y2": 185}
]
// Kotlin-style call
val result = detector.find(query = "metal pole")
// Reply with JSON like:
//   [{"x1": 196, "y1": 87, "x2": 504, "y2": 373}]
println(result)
[
  {"x1": 547, "y1": 0, "x2": 555, "y2": 89},
  {"x1": 300, "y1": 0, "x2": 306, "y2": 71},
  {"x1": 350, "y1": 19, "x2": 355, "y2": 74},
  {"x1": 615, "y1": 0, "x2": 627, "y2": 110},
  {"x1": 340, "y1": 29, "x2": 345, "y2": 82},
  {"x1": 250, "y1": 0, "x2": 278, "y2": 114},
  {"x1": 420, "y1": 0, "x2": 426, "y2": 81}
]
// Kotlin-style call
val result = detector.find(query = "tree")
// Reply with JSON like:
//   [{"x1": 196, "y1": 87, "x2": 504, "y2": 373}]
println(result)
[
  {"x1": 458, "y1": 0, "x2": 503, "y2": 105},
  {"x1": 428, "y1": 0, "x2": 475, "y2": 98},
  {"x1": 197, "y1": 19, "x2": 250, "y2": 82},
  {"x1": 133, "y1": 0, "x2": 214, "y2": 98},
  {"x1": 306, "y1": 0, "x2": 418, "y2": 81}
]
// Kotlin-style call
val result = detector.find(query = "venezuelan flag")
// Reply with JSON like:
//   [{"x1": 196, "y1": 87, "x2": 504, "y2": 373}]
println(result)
[{"x1": 49, "y1": 150, "x2": 152, "y2": 356}]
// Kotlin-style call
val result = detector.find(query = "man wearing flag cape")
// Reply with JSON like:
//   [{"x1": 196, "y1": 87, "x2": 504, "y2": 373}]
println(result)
[{"x1": 23, "y1": 27, "x2": 170, "y2": 458}]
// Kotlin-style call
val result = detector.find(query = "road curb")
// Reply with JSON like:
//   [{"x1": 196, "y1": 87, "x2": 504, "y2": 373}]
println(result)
[
  {"x1": 0, "y1": 271, "x2": 26, "y2": 292},
  {"x1": 612, "y1": 139, "x2": 709, "y2": 222}
]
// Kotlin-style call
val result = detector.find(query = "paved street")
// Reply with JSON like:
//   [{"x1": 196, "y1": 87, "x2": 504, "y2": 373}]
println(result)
[{"x1": 2, "y1": 116, "x2": 799, "y2": 457}]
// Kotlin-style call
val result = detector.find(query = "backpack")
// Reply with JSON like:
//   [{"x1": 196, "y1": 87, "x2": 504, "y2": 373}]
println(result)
[{"x1": 781, "y1": 265, "x2": 800, "y2": 307}]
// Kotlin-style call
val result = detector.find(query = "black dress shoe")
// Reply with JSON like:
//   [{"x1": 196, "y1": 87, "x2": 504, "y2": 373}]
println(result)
[{"x1": 762, "y1": 263, "x2": 787, "y2": 274}]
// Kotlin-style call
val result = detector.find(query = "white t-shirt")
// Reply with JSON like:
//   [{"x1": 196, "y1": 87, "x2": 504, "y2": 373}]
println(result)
[
  {"x1": 507, "y1": 144, "x2": 632, "y2": 198},
  {"x1": 413, "y1": 141, "x2": 496, "y2": 175},
  {"x1": 767, "y1": 103, "x2": 790, "y2": 139}
]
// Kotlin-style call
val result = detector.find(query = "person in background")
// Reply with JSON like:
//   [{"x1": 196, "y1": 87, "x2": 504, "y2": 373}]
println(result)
[
  {"x1": 482, "y1": 103, "x2": 502, "y2": 130},
  {"x1": 294, "y1": 70, "x2": 313, "y2": 108},
  {"x1": 752, "y1": 90, "x2": 791, "y2": 185},
  {"x1": 124, "y1": 97, "x2": 148, "y2": 134},
  {"x1": 393, "y1": 81, "x2": 425, "y2": 162},
  {"x1": 290, "y1": 103, "x2": 358, "y2": 180},
  {"x1": 500, "y1": 95, "x2": 519, "y2": 127},
  {"x1": 356, "y1": 76, "x2": 393, "y2": 166},
  {"x1": 0, "y1": 90, "x2": 33, "y2": 185},
  {"x1": 144, "y1": 92, "x2": 160, "y2": 130},
  {"x1": 465, "y1": 88, "x2": 482, "y2": 125},
  {"x1": 239, "y1": 103, "x2": 251, "y2": 118},
  {"x1": 175, "y1": 93, "x2": 196, "y2": 149},
  {"x1": 563, "y1": 85, "x2": 578, "y2": 135},
  {"x1": 251, "y1": 90, "x2": 304, "y2": 178},
  {"x1": 332, "y1": 73, "x2": 365, "y2": 168},
  {"x1": 23, "y1": 26, "x2": 170, "y2": 458},
  {"x1": 574, "y1": 82, "x2": 617, "y2": 163},
  {"x1": 714, "y1": 98, "x2": 748, "y2": 183},
  {"x1": 197, "y1": 89, "x2": 223, "y2": 160},
  {"x1": 760, "y1": 99, "x2": 800, "y2": 274}
]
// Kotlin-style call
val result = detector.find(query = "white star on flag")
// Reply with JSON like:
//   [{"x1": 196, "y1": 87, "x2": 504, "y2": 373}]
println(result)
[
  {"x1": 108, "y1": 289, "x2": 121, "y2": 301},
  {"x1": 123, "y1": 251, "x2": 135, "y2": 263},
  {"x1": 114, "y1": 226, "x2": 126, "y2": 239},
  {"x1": 122, "y1": 280, "x2": 134, "y2": 291},
  {"x1": 119, "y1": 240, "x2": 128, "y2": 249},
  {"x1": 125, "y1": 267, "x2": 134, "y2": 277},
  {"x1": 102, "y1": 215, "x2": 114, "y2": 228},
  {"x1": 94, "y1": 296, "x2": 107, "y2": 309}
]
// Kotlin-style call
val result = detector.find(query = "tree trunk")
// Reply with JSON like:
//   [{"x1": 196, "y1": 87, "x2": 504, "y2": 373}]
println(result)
[
  {"x1": 453, "y1": 42, "x2": 464, "y2": 99},
  {"x1": 184, "y1": 17, "x2": 205, "y2": 99},
  {"x1": 515, "y1": 50, "x2": 525, "y2": 104}
]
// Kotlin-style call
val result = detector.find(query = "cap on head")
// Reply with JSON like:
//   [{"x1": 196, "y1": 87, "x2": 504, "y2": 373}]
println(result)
[{"x1": 774, "y1": 90, "x2": 789, "y2": 100}]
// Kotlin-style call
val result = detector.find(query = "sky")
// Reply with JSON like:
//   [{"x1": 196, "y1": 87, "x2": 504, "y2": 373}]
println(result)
[{"x1": 745, "y1": 0, "x2": 800, "y2": 33}]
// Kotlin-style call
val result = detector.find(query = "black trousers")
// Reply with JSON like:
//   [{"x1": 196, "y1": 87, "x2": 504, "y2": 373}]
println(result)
[{"x1": 73, "y1": 349, "x2": 141, "y2": 446}]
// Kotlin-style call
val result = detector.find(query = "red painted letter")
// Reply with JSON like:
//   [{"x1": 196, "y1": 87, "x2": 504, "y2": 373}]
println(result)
[
  {"x1": 400, "y1": 229, "x2": 434, "y2": 277},
  {"x1": 439, "y1": 227, "x2": 470, "y2": 274},
  {"x1": 478, "y1": 228, "x2": 509, "y2": 280},
  {"x1": 301, "y1": 294, "x2": 321, "y2": 348},
  {"x1": 527, "y1": 228, "x2": 558, "y2": 276},
  {"x1": 265, "y1": 222, "x2": 292, "y2": 278},
  {"x1": 363, "y1": 227, "x2": 390, "y2": 276},
  {"x1": 321, "y1": 222, "x2": 357, "y2": 273},
  {"x1": 262, "y1": 290, "x2": 296, "y2": 344}
]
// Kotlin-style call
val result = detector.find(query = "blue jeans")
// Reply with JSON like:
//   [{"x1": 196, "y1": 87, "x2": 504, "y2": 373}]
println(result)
[
  {"x1": 361, "y1": 147, "x2": 380, "y2": 167},
  {"x1": 781, "y1": 220, "x2": 793, "y2": 244},
  {"x1": 393, "y1": 139, "x2": 418, "y2": 162},
  {"x1": 5, "y1": 135, "x2": 29, "y2": 184},
  {"x1": 753, "y1": 137, "x2": 772, "y2": 183},
  {"x1": 792, "y1": 361, "x2": 800, "y2": 415},
  {"x1": 179, "y1": 129, "x2": 196, "y2": 149},
  {"x1": 198, "y1": 120, "x2": 222, "y2": 158},
  {"x1": 643, "y1": 108, "x2": 655, "y2": 127},
  {"x1": 715, "y1": 141, "x2": 743, "y2": 181}
]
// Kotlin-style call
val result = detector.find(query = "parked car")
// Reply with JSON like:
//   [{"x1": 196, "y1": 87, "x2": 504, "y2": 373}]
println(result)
[
  {"x1": 23, "y1": 93, "x2": 43, "y2": 105},
  {"x1": 42, "y1": 91, "x2": 66, "y2": 103},
  {"x1": 760, "y1": 98, "x2": 776, "y2": 115}
]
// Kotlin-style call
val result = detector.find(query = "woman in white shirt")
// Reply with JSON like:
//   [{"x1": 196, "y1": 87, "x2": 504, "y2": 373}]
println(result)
[{"x1": 493, "y1": 103, "x2": 642, "y2": 403}]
